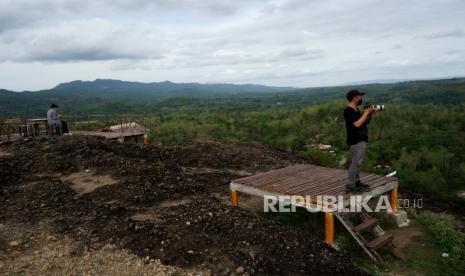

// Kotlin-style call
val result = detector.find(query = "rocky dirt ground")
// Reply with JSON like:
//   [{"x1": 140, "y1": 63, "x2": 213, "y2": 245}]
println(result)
[{"x1": 0, "y1": 136, "x2": 366, "y2": 275}]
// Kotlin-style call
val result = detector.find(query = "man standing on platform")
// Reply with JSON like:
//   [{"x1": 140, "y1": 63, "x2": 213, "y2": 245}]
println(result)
[{"x1": 344, "y1": 90, "x2": 376, "y2": 192}]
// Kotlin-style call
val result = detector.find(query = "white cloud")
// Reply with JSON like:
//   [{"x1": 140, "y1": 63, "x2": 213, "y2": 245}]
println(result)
[
  {"x1": 422, "y1": 29, "x2": 465, "y2": 40},
  {"x1": 0, "y1": 0, "x2": 465, "y2": 90},
  {"x1": 0, "y1": 19, "x2": 165, "y2": 62}
]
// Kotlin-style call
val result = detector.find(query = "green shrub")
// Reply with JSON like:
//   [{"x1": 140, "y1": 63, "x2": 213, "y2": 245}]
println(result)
[{"x1": 415, "y1": 211, "x2": 465, "y2": 275}]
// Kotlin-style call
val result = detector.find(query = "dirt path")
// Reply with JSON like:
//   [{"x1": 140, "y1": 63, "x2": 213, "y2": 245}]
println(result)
[
  {"x1": 390, "y1": 227, "x2": 424, "y2": 249},
  {"x1": 61, "y1": 171, "x2": 118, "y2": 194},
  {"x1": 0, "y1": 136, "x2": 365, "y2": 275},
  {"x1": 0, "y1": 148, "x2": 11, "y2": 157},
  {"x1": 0, "y1": 222, "x2": 190, "y2": 275}
]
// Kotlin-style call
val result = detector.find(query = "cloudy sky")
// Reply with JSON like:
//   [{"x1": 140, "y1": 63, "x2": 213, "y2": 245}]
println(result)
[{"x1": 1, "y1": 0, "x2": 465, "y2": 91}]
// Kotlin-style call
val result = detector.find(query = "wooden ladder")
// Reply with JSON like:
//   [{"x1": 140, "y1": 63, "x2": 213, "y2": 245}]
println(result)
[{"x1": 334, "y1": 210, "x2": 406, "y2": 262}]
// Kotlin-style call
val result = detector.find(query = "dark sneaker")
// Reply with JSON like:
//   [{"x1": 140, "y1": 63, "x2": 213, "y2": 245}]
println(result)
[
  {"x1": 345, "y1": 185, "x2": 363, "y2": 193},
  {"x1": 355, "y1": 180, "x2": 370, "y2": 188}
]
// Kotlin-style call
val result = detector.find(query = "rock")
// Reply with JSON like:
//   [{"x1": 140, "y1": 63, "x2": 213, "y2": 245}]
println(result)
[
  {"x1": 9, "y1": 240, "x2": 20, "y2": 247},
  {"x1": 236, "y1": 266, "x2": 245, "y2": 274},
  {"x1": 46, "y1": 235, "x2": 57, "y2": 242}
]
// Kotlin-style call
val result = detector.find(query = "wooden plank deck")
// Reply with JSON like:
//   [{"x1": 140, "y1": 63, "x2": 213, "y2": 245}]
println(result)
[{"x1": 230, "y1": 164, "x2": 398, "y2": 210}]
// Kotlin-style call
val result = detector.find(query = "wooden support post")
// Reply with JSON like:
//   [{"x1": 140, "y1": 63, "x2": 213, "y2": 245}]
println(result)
[
  {"x1": 6, "y1": 123, "x2": 11, "y2": 141},
  {"x1": 143, "y1": 114, "x2": 147, "y2": 131},
  {"x1": 142, "y1": 115, "x2": 148, "y2": 145},
  {"x1": 390, "y1": 188, "x2": 398, "y2": 214},
  {"x1": 143, "y1": 134, "x2": 149, "y2": 145},
  {"x1": 325, "y1": 212, "x2": 335, "y2": 246},
  {"x1": 231, "y1": 190, "x2": 238, "y2": 207}
]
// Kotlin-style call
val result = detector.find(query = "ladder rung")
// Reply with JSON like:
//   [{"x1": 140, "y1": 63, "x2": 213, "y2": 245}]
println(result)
[
  {"x1": 367, "y1": 233, "x2": 393, "y2": 250},
  {"x1": 352, "y1": 218, "x2": 378, "y2": 233}
]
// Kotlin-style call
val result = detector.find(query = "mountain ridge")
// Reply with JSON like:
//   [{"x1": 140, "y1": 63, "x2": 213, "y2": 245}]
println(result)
[{"x1": 39, "y1": 79, "x2": 296, "y2": 93}]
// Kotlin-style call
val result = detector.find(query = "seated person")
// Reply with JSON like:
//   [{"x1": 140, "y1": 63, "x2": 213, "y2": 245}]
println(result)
[{"x1": 47, "y1": 104, "x2": 70, "y2": 135}]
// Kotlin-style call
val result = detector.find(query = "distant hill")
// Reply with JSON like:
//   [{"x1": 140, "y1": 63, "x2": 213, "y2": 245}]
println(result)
[
  {"x1": 343, "y1": 79, "x2": 411, "y2": 85},
  {"x1": 52, "y1": 79, "x2": 295, "y2": 95},
  {"x1": 0, "y1": 78, "x2": 464, "y2": 118},
  {"x1": 0, "y1": 79, "x2": 296, "y2": 117}
]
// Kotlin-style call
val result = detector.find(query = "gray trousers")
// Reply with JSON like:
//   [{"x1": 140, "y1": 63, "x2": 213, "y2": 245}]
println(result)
[{"x1": 348, "y1": 141, "x2": 367, "y2": 187}]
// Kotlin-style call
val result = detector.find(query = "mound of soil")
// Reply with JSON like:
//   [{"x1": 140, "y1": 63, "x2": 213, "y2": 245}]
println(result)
[{"x1": 0, "y1": 136, "x2": 365, "y2": 275}]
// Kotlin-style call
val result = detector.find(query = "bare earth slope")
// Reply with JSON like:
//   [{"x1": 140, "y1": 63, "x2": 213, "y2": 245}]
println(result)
[{"x1": 0, "y1": 136, "x2": 365, "y2": 275}]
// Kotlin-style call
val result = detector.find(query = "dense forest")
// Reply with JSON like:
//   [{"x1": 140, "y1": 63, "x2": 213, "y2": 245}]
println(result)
[
  {"x1": 151, "y1": 103, "x2": 465, "y2": 199},
  {"x1": 1, "y1": 78, "x2": 464, "y2": 199},
  {"x1": 151, "y1": 79, "x2": 464, "y2": 200},
  {"x1": 1, "y1": 78, "x2": 465, "y2": 118}
]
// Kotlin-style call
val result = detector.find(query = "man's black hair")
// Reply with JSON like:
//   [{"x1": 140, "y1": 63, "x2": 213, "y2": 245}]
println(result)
[
  {"x1": 51, "y1": 104, "x2": 58, "y2": 108},
  {"x1": 346, "y1": 89, "x2": 365, "y2": 101}
]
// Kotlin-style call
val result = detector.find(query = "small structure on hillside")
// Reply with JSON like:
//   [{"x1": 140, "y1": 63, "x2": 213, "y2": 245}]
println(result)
[
  {"x1": 306, "y1": 143, "x2": 333, "y2": 151},
  {"x1": 374, "y1": 161, "x2": 392, "y2": 169},
  {"x1": 74, "y1": 122, "x2": 146, "y2": 143},
  {"x1": 317, "y1": 144, "x2": 332, "y2": 150}
]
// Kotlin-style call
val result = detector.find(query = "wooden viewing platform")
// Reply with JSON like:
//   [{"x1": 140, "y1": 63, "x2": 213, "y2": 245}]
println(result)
[
  {"x1": 0, "y1": 115, "x2": 148, "y2": 144},
  {"x1": 230, "y1": 164, "x2": 402, "y2": 261},
  {"x1": 230, "y1": 164, "x2": 398, "y2": 210}
]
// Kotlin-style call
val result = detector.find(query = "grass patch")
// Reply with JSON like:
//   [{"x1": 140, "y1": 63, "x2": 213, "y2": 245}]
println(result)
[{"x1": 413, "y1": 211, "x2": 465, "y2": 275}]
